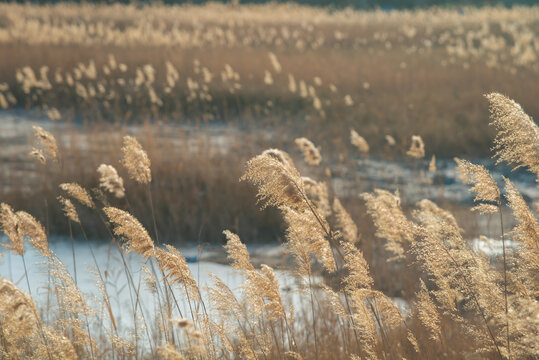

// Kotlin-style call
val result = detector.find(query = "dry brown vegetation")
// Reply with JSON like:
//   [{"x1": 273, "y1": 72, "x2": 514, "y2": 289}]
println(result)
[
  {"x1": 0, "y1": 3, "x2": 538, "y2": 156},
  {"x1": 0, "y1": 92, "x2": 538, "y2": 359},
  {"x1": 0, "y1": 3, "x2": 538, "y2": 359},
  {"x1": 0, "y1": 89, "x2": 539, "y2": 359}
]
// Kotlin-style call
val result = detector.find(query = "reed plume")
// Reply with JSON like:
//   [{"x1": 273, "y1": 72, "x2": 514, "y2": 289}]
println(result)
[
  {"x1": 454, "y1": 158, "x2": 500, "y2": 213},
  {"x1": 303, "y1": 177, "x2": 331, "y2": 218},
  {"x1": 29, "y1": 147, "x2": 46, "y2": 164},
  {"x1": 224, "y1": 230, "x2": 286, "y2": 320},
  {"x1": 57, "y1": 196, "x2": 80, "y2": 223},
  {"x1": 59, "y1": 183, "x2": 95, "y2": 209},
  {"x1": 413, "y1": 279, "x2": 441, "y2": 342},
  {"x1": 407, "y1": 135, "x2": 425, "y2": 159},
  {"x1": 295, "y1": 137, "x2": 322, "y2": 166},
  {"x1": 103, "y1": 206, "x2": 155, "y2": 258},
  {"x1": 154, "y1": 245, "x2": 200, "y2": 301},
  {"x1": 486, "y1": 93, "x2": 539, "y2": 178},
  {"x1": 503, "y1": 178, "x2": 539, "y2": 292},
  {"x1": 0, "y1": 276, "x2": 39, "y2": 357},
  {"x1": 0, "y1": 203, "x2": 25, "y2": 255},
  {"x1": 362, "y1": 190, "x2": 415, "y2": 261},
  {"x1": 350, "y1": 129, "x2": 369, "y2": 153},
  {"x1": 14, "y1": 210, "x2": 50, "y2": 257},
  {"x1": 241, "y1": 149, "x2": 305, "y2": 210},
  {"x1": 97, "y1": 164, "x2": 125, "y2": 198},
  {"x1": 32, "y1": 125, "x2": 58, "y2": 162},
  {"x1": 121, "y1": 136, "x2": 152, "y2": 184},
  {"x1": 332, "y1": 198, "x2": 358, "y2": 244},
  {"x1": 429, "y1": 155, "x2": 436, "y2": 173}
]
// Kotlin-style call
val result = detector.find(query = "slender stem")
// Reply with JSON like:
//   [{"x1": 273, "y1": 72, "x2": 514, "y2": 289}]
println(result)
[
  {"x1": 498, "y1": 204, "x2": 511, "y2": 359},
  {"x1": 68, "y1": 221, "x2": 77, "y2": 286},
  {"x1": 22, "y1": 253, "x2": 54, "y2": 360}
]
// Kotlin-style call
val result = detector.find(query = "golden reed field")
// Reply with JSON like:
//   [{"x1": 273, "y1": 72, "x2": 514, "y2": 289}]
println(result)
[{"x1": 0, "y1": 3, "x2": 538, "y2": 359}]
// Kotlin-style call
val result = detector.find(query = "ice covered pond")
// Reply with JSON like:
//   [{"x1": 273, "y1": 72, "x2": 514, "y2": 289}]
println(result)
[{"x1": 0, "y1": 236, "x2": 313, "y2": 336}]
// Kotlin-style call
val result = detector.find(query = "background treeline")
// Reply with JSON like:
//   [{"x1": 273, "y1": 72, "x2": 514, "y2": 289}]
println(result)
[{"x1": 1, "y1": 0, "x2": 537, "y2": 10}]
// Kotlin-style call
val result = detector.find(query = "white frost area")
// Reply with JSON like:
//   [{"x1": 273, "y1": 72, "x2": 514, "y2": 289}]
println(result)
[{"x1": 0, "y1": 238, "x2": 303, "y2": 335}]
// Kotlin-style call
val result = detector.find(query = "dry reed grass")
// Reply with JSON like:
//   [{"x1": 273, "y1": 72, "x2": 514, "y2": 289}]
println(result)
[
  {"x1": 0, "y1": 3, "x2": 537, "y2": 156},
  {"x1": 0, "y1": 92, "x2": 537, "y2": 359}
]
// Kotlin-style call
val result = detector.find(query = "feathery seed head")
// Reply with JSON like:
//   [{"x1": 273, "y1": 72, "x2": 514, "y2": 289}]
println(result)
[
  {"x1": 121, "y1": 136, "x2": 152, "y2": 184},
  {"x1": 103, "y1": 207, "x2": 154, "y2": 258},
  {"x1": 295, "y1": 137, "x2": 322, "y2": 166},
  {"x1": 0, "y1": 203, "x2": 25, "y2": 256},
  {"x1": 223, "y1": 230, "x2": 253, "y2": 271},
  {"x1": 59, "y1": 183, "x2": 95, "y2": 208},
  {"x1": 350, "y1": 129, "x2": 369, "y2": 153},
  {"x1": 155, "y1": 245, "x2": 200, "y2": 300},
  {"x1": 407, "y1": 135, "x2": 425, "y2": 158},
  {"x1": 57, "y1": 196, "x2": 80, "y2": 223},
  {"x1": 454, "y1": 158, "x2": 500, "y2": 212},
  {"x1": 97, "y1": 164, "x2": 125, "y2": 198},
  {"x1": 241, "y1": 150, "x2": 306, "y2": 210},
  {"x1": 486, "y1": 93, "x2": 539, "y2": 178},
  {"x1": 32, "y1": 125, "x2": 58, "y2": 161},
  {"x1": 29, "y1": 148, "x2": 46, "y2": 164}
]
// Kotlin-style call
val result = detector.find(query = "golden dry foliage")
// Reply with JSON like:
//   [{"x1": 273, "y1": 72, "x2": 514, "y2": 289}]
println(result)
[
  {"x1": 0, "y1": 203, "x2": 25, "y2": 255},
  {"x1": 154, "y1": 245, "x2": 200, "y2": 301},
  {"x1": 157, "y1": 343, "x2": 185, "y2": 360},
  {"x1": 413, "y1": 279, "x2": 441, "y2": 342},
  {"x1": 2, "y1": 89, "x2": 539, "y2": 359},
  {"x1": 57, "y1": 196, "x2": 80, "y2": 223},
  {"x1": 350, "y1": 129, "x2": 369, "y2": 153},
  {"x1": 13, "y1": 210, "x2": 50, "y2": 257},
  {"x1": 31, "y1": 125, "x2": 58, "y2": 162},
  {"x1": 504, "y1": 178, "x2": 539, "y2": 294},
  {"x1": 487, "y1": 93, "x2": 539, "y2": 177},
  {"x1": 0, "y1": 277, "x2": 78, "y2": 360},
  {"x1": 340, "y1": 242, "x2": 378, "y2": 359},
  {"x1": 295, "y1": 137, "x2": 322, "y2": 166},
  {"x1": 29, "y1": 148, "x2": 46, "y2": 164},
  {"x1": 241, "y1": 149, "x2": 305, "y2": 210},
  {"x1": 103, "y1": 206, "x2": 155, "y2": 258},
  {"x1": 429, "y1": 155, "x2": 437, "y2": 173},
  {"x1": 224, "y1": 230, "x2": 286, "y2": 320},
  {"x1": 59, "y1": 183, "x2": 95, "y2": 208},
  {"x1": 407, "y1": 135, "x2": 425, "y2": 159},
  {"x1": 454, "y1": 158, "x2": 500, "y2": 214},
  {"x1": 412, "y1": 199, "x2": 508, "y2": 357},
  {"x1": 332, "y1": 198, "x2": 358, "y2": 244},
  {"x1": 121, "y1": 136, "x2": 152, "y2": 184},
  {"x1": 362, "y1": 189, "x2": 415, "y2": 261},
  {"x1": 223, "y1": 230, "x2": 254, "y2": 271},
  {"x1": 385, "y1": 135, "x2": 396, "y2": 146},
  {"x1": 97, "y1": 164, "x2": 125, "y2": 198},
  {"x1": 282, "y1": 206, "x2": 336, "y2": 273},
  {"x1": 0, "y1": 276, "x2": 39, "y2": 358}
]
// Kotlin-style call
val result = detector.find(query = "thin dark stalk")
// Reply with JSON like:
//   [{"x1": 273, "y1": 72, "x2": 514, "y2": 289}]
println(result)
[
  {"x1": 68, "y1": 221, "x2": 77, "y2": 286},
  {"x1": 498, "y1": 205, "x2": 511, "y2": 359}
]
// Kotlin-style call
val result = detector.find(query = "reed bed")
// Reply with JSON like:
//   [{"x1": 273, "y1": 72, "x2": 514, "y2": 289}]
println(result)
[
  {"x1": 0, "y1": 3, "x2": 538, "y2": 156},
  {"x1": 1, "y1": 92, "x2": 538, "y2": 359},
  {"x1": 0, "y1": 3, "x2": 538, "y2": 359}
]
